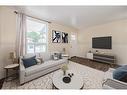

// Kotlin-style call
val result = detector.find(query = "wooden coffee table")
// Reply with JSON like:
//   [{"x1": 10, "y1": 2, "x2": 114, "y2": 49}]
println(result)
[{"x1": 52, "y1": 70, "x2": 84, "y2": 89}]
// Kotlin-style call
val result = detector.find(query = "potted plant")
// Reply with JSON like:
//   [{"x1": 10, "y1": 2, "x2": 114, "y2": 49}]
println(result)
[{"x1": 61, "y1": 64, "x2": 68, "y2": 75}]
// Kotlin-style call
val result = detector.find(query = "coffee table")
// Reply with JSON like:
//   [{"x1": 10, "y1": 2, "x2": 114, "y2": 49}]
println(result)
[{"x1": 52, "y1": 70, "x2": 84, "y2": 89}]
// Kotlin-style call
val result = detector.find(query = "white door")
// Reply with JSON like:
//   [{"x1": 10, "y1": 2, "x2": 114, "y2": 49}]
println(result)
[{"x1": 69, "y1": 32, "x2": 78, "y2": 57}]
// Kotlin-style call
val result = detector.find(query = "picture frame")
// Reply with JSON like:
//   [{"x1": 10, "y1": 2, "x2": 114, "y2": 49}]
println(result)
[
  {"x1": 62, "y1": 32, "x2": 68, "y2": 43},
  {"x1": 52, "y1": 30, "x2": 61, "y2": 43}
]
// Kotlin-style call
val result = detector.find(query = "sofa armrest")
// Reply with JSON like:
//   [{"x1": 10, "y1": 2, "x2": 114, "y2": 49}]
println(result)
[
  {"x1": 103, "y1": 68, "x2": 115, "y2": 80},
  {"x1": 19, "y1": 57, "x2": 25, "y2": 84},
  {"x1": 103, "y1": 78, "x2": 127, "y2": 89},
  {"x1": 103, "y1": 68, "x2": 127, "y2": 89}
]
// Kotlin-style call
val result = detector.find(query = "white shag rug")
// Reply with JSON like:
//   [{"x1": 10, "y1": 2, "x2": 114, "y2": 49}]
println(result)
[{"x1": 2, "y1": 61, "x2": 106, "y2": 89}]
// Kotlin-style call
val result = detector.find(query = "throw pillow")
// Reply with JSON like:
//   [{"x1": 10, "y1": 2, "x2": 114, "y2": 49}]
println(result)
[
  {"x1": 36, "y1": 58, "x2": 41, "y2": 64},
  {"x1": 58, "y1": 53, "x2": 62, "y2": 59},
  {"x1": 52, "y1": 53, "x2": 62, "y2": 60},
  {"x1": 22, "y1": 56, "x2": 37, "y2": 68},
  {"x1": 119, "y1": 74, "x2": 127, "y2": 83},
  {"x1": 53, "y1": 53, "x2": 59, "y2": 60},
  {"x1": 36, "y1": 58, "x2": 44, "y2": 65},
  {"x1": 113, "y1": 65, "x2": 127, "y2": 82}
]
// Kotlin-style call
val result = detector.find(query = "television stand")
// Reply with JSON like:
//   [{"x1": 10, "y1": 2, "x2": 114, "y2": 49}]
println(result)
[{"x1": 87, "y1": 53, "x2": 116, "y2": 64}]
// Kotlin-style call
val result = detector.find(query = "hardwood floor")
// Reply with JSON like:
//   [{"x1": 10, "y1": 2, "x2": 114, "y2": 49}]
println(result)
[
  {"x1": 69, "y1": 56, "x2": 119, "y2": 72},
  {"x1": 0, "y1": 78, "x2": 4, "y2": 89}
]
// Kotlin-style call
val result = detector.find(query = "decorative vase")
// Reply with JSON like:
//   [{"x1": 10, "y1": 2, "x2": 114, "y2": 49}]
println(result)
[
  {"x1": 61, "y1": 64, "x2": 68, "y2": 76},
  {"x1": 63, "y1": 70, "x2": 66, "y2": 75}
]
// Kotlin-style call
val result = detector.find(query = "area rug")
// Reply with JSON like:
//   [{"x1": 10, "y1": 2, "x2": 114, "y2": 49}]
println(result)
[{"x1": 2, "y1": 61, "x2": 105, "y2": 89}]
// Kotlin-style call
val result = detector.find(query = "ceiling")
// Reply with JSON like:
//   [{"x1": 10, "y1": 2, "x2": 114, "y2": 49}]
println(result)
[{"x1": 14, "y1": 6, "x2": 127, "y2": 30}]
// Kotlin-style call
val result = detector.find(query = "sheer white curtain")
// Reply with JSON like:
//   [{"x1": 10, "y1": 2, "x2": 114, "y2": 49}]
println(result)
[{"x1": 15, "y1": 13, "x2": 26, "y2": 57}]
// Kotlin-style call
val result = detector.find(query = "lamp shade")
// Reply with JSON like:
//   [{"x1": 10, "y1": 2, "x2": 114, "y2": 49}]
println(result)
[{"x1": 9, "y1": 52, "x2": 16, "y2": 59}]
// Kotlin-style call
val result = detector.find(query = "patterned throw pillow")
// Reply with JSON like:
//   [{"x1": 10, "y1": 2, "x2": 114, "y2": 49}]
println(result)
[
  {"x1": 53, "y1": 53, "x2": 59, "y2": 60},
  {"x1": 36, "y1": 58, "x2": 44, "y2": 65},
  {"x1": 52, "y1": 53, "x2": 62, "y2": 60}
]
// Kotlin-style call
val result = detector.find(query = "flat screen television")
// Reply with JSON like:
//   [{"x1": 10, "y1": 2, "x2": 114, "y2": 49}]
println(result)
[{"x1": 92, "y1": 36, "x2": 112, "y2": 49}]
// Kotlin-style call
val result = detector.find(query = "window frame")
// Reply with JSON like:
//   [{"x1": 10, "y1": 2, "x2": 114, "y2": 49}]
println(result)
[{"x1": 26, "y1": 17, "x2": 48, "y2": 54}]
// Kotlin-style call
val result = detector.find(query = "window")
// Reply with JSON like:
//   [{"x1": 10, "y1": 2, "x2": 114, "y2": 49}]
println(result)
[
  {"x1": 71, "y1": 34, "x2": 76, "y2": 40},
  {"x1": 26, "y1": 17, "x2": 48, "y2": 54}
]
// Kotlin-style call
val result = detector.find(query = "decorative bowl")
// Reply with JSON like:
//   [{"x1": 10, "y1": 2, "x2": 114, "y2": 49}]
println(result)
[{"x1": 63, "y1": 76, "x2": 71, "y2": 83}]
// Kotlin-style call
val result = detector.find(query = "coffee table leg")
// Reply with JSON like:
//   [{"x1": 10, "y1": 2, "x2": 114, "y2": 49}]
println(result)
[
  {"x1": 52, "y1": 83, "x2": 56, "y2": 89},
  {"x1": 80, "y1": 83, "x2": 84, "y2": 89},
  {"x1": 52, "y1": 83, "x2": 58, "y2": 89}
]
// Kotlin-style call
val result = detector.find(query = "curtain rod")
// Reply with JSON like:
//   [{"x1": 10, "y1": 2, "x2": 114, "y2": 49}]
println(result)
[{"x1": 14, "y1": 11, "x2": 51, "y2": 23}]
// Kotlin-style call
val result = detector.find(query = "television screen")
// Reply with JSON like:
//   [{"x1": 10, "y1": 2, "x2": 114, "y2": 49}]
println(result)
[{"x1": 92, "y1": 36, "x2": 112, "y2": 49}]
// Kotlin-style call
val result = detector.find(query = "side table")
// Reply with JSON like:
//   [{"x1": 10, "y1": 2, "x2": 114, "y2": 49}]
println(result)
[{"x1": 4, "y1": 64, "x2": 19, "y2": 81}]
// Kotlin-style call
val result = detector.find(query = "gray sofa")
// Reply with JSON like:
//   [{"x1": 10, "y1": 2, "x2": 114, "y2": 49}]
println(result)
[
  {"x1": 102, "y1": 68, "x2": 127, "y2": 89},
  {"x1": 19, "y1": 52, "x2": 67, "y2": 84}
]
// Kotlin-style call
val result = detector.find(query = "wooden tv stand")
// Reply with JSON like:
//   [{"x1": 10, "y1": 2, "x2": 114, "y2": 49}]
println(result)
[{"x1": 87, "y1": 53, "x2": 116, "y2": 64}]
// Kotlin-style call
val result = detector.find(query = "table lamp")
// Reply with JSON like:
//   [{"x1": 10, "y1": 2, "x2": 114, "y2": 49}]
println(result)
[{"x1": 9, "y1": 52, "x2": 16, "y2": 64}]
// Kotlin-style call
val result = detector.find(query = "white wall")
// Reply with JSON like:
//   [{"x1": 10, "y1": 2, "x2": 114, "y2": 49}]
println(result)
[
  {"x1": 0, "y1": 7, "x2": 2, "y2": 79},
  {"x1": 78, "y1": 20, "x2": 127, "y2": 65},
  {"x1": 0, "y1": 7, "x2": 78, "y2": 79},
  {"x1": 0, "y1": 7, "x2": 16, "y2": 79}
]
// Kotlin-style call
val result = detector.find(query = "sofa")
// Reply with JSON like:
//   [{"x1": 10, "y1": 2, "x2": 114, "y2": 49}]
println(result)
[
  {"x1": 102, "y1": 68, "x2": 127, "y2": 89},
  {"x1": 19, "y1": 52, "x2": 67, "y2": 84}
]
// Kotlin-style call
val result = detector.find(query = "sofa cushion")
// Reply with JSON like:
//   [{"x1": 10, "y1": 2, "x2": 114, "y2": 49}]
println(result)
[
  {"x1": 25, "y1": 59, "x2": 67, "y2": 76},
  {"x1": 113, "y1": 65, "x2": 127, "y2": 82},
  {"x1": 22, "y1": 56, "x2": 37, "y2": 68}
]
